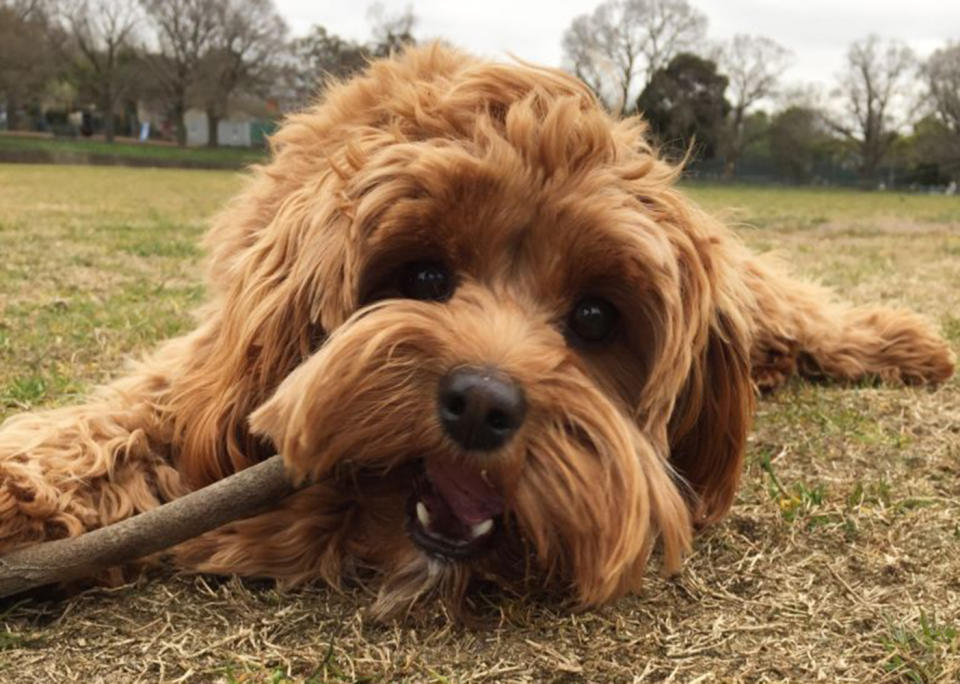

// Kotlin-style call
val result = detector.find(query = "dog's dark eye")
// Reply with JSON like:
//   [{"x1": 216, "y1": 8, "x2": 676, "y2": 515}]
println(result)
[
  {"x1": 399, "y1": 261, "x2": 454, "y2": 301},
  {"x1": 568, "y1": 296, "x2": 619, "y2": 343}
]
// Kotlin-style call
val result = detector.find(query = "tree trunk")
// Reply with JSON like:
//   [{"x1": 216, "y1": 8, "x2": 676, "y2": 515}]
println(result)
[
  {"x1": 6, "y1": 94, "x2": 22, "y2": 130},
  {"x1": 102, "y1": 86, "x2": 115, "y2": 143},
  {"x1": 174, "y1": 99, "x2": 187, "y2": 147},
  {"x1": 722, "y1": 158, "x2": 737, "y2": 181},
  {"x1": 104, "y1": 110, "x2": 115, "y2": 142},
  {"x1": 723, "y1": 110, "x2": 744, "y2": 181},
  {"x1": 860, "y1": 141, "x2": 881, "y2": 188},
  {"x1": 207, "y1": 108, "x2": 220, "y2": 148}
]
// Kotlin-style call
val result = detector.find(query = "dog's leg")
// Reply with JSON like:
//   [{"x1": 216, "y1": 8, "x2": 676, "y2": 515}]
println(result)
[
  {"x1": 0, "y1": 369, "x2": 186, "y2": 556},
  {"x1": 744, "y1": 256, "x2": 956, "y2": 390}
]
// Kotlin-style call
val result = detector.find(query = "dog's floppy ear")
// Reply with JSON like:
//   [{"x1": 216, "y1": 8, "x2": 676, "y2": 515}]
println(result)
[
  {"x1": 623, "y1": 169, "x2": 756, "y2": 524},
  {"x1": 668, "y1": 299, "x2": 755, "y2": 525}
]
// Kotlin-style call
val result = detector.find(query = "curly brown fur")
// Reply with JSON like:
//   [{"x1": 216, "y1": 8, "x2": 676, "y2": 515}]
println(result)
[{"x1": 0, "y1": 45, "x2": 953, "y2": 619}]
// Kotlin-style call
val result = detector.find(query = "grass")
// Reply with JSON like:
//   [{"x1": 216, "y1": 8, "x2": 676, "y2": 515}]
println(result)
[
  {"x1": 0, "y1": 164, "x2": 233, "y2": 415},
  {"x1": 684, "y1": 183, "x2": 960, "y2": 230},
  {"x1": 0, "y1": 165, "x2": 958, "y2": 682},
  {"x1": 0, "y1": 133, "x2": 267, "y2": 168},
  {"x1": 883, "y1": 613, "x2": 959, "y2": 683}
]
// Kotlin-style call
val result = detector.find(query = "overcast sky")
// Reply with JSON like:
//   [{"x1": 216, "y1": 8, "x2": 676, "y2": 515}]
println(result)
[{"x1": 273, "y1": 0, "x2": 959, "y2": 94}]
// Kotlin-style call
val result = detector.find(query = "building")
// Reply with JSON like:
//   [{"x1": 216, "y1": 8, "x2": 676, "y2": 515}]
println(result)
[{"x1": 184, "y1": 109, "x2": 255, "y2": 147}]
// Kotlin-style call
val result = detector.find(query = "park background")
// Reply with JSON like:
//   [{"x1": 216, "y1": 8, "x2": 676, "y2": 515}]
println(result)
[{"x1": 0, "y1": 0, "x2": 958, "y2": 189}]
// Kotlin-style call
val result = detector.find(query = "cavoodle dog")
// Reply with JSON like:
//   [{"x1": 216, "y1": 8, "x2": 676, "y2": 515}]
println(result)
[{"x1": 0, "y1": 45, "x2": 954, "y2": 618}]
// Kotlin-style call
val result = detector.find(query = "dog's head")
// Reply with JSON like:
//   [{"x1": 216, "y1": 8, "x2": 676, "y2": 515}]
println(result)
[{"x1": 179, "y1": 45, "x2": 755, "y2": 616}]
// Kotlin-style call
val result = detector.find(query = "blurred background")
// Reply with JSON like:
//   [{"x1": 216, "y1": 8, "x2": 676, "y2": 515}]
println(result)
[{"x1": 0, "y1": 0, "x2": 957, "y2": 190}]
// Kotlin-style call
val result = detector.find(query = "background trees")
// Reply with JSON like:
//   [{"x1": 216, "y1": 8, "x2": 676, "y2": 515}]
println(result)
[
  {"x1": 915, "y1": 43, "x2": 960, "y2": 182},
  {"x1": 286, "y1": 5, "x2": 416, "y2": 109},
  {"x1": 0, "y1": 0, "x2": 956, "y2": 186},
  {"x1": 561, "y1": 0, "x2": 707, "y2": 113},
  {"x1": 768, "y1": 106, "x2": 837, "y2": 184},
  {"x1": 563, "y1": 3, "x2": 789, "y2": 173},
  {"x1": 194, "y1": 0, "x2": 287, "y2": 147},
  {"x1": 826, "y1": 35, "x2": 915, "y2": 184},
  {"x1": 0, "y1": 0, "x2": 59, "y2": 130},
  {"x1": 636, "y1": 53, "x2": 729, "y2": 159},
  {"x1": 287, "y1": 26, "x2": 369, "y2": 104},
  {"x1": 137, "y1": 0, "x2": 288, "y2": 147},
  {"x1": 139, "y1": 0, "x2": 218, "y2": 146},
  {"x1": 716, "y1": 34, "x2": 791, "y2": 177},
  {"x1": 924, "y1": 43, "x2": 960, "y2": 135},
  {"x1": 60, "y1": 0, "x2": 140, "y2": 142},
  {"x1": 366, "y1": 2, "x2": 416, "y2": 58},
  {"x1": 561, "y1": 1, "x2": 958, "y2": 186}
]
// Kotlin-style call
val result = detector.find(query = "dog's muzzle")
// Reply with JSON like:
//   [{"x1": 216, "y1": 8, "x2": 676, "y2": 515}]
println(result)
[{"x1": 404, "y1": 366, "x2": 524, "y2": 559}]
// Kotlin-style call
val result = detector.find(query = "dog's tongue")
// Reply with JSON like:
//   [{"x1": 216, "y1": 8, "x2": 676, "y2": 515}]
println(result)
[{"x1": 425, "y1": 457, "x2": 503, "y2": 524}]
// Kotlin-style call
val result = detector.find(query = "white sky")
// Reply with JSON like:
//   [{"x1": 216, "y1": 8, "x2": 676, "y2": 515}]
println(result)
[{"x1": 273, "y1": 0, "x2": 960, "y2": 96}]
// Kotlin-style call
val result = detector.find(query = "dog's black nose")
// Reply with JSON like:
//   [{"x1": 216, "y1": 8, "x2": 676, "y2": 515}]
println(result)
[{"x1": 437, "y1": 367, "x2": 526, "y2": 451}]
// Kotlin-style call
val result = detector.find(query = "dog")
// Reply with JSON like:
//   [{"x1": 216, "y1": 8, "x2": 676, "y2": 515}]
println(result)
[{"x1": 0, "y1": 45, "x2": 954, "y2": 619}]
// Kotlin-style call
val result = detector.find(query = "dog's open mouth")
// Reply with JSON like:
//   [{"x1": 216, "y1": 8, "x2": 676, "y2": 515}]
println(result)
[{"x1": 406, "y1": 456, "x2": 503, "y2": 560}]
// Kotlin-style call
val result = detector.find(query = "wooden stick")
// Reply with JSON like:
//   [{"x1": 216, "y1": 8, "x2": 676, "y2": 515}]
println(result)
[{"x1": 0, "y1": 454, "x2": 296, "y2": 598}]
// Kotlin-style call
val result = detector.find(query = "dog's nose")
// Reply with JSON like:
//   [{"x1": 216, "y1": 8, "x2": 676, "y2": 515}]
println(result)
[{"x1": 437, "y1": 367, "x2": 526, "y2": 451}]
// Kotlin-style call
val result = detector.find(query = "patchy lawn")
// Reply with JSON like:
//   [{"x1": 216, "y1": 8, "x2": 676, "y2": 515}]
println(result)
[
  {"x1": 1, "y1": 165, "x2": 958, "y2": 682},
  {"x1": 0, "y1": 133, "x2": 267, "y2": 169}
]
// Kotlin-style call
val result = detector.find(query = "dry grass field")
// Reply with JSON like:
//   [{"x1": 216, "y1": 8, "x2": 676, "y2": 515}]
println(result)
[{"x1": 0, "y1": 164, "x2": 958, "y2": 682}]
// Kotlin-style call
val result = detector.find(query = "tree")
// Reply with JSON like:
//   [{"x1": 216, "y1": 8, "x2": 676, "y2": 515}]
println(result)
[
  {"x1": 5, "y1": 0, "x2": 43, "y2": 19},
  {"x1": 924, "y1": 42, "x2": 960, "y2": 134},
  {"x1": 0, "y1": 0, "x2": 58, "y2": 130},
  {"x1": 366, "y1": 2, "x2": 415, "y2": 58},
  {"x1": 636, "y1": 52, "x2": 730, "y2": 160},
  {"x1": 768, "y1": 106, "x2": 838, "y2": 184},
  {"x1": 561, "y1": 14, "x2": 611, "y2": 100},
  {"x1": 561, "y1": 0, "x2": 707, "y2": 114},
  {"x1": 828, "y1": 35, "x2": 915, "y2": 184},
  {"x1": 717, "y1": 34, "x2": 791, "y2": 177},
  {"x1": 196, "y1": 0, "x2": 286, "y2": 147},
  {"x1": 287, "y1": 26, "x2": 368, "y2": 106},
  {"x1": 61, "y1": 0, "x2": 140, "y2": 142},
  {"x1": 915, "y1": 43, "x2": 960, "y2": 183},
  {"x1": 906, "y1": 115, "x2": 959, "y2": 185},
  {"x1": 286, "y1": 8, "x2": 416, "y2": 111},
  {"x1": 140, "y1": 0, "x2": 217, "y2": 146}
]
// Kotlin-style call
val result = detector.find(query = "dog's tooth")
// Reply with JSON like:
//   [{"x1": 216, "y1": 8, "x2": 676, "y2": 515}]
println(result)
[
  {"x1": 471, "y1": 519, "x2": 493, "y2": 538},
  {"x1": 416, "y1": 502, "x2": 431, "y2": 528}
]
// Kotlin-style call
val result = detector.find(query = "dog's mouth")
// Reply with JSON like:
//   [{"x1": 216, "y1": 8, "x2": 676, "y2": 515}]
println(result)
[{"x1": 405, "y1": 456, "x2": 503, "y2": 560}]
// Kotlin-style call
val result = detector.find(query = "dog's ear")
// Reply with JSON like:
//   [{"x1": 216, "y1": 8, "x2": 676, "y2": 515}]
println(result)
[
  {"x1": 620, "y1": 163, "x2": 756, "y2": 524},
  {"x1": 668, "y1": 304, "x2": 755, "y2": 525}
]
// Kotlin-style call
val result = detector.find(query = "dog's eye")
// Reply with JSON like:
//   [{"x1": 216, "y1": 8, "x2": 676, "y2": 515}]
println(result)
[
  {"x1": 568, "y1": 296, "x2": 619, "y2": 343},
  {"x1": 399, "y1": 261, "x2": 454, "y2": 302}
]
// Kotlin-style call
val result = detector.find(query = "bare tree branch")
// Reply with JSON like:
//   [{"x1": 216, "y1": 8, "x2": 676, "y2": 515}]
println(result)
[
  {"x1": 638, "y1": 0, "x2": 706, "y2": 81},
  {"x1": 6, "y1": 0, "x2": 44, "y2": 21},
  {"x1": 0, "y1": 454, "x2": 296, "y2": 599}
]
